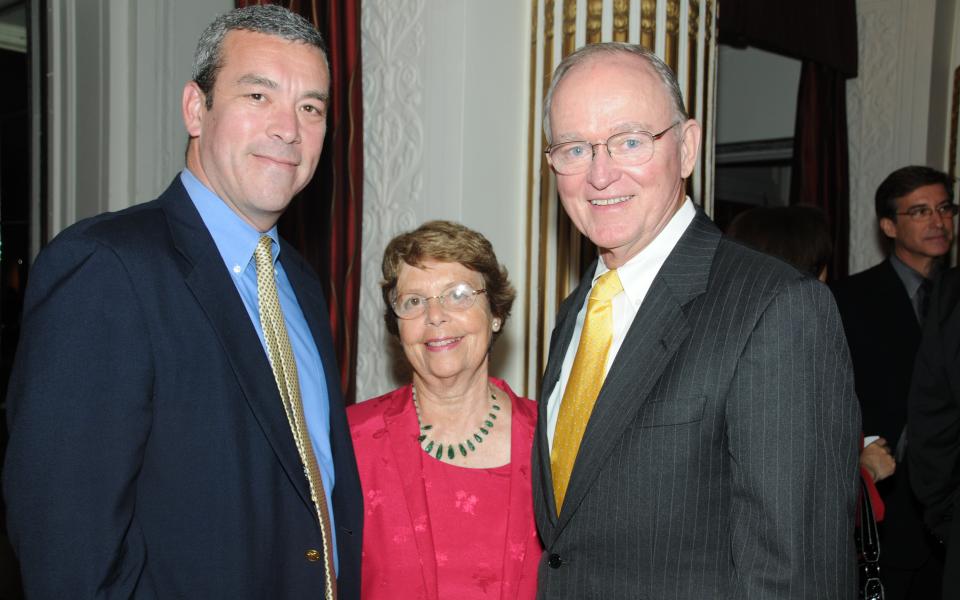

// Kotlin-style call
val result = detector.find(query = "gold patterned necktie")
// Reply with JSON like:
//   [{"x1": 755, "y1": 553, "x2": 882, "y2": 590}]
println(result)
[
  {"x1": 254, "y1": 236, "x2": 337, "y2": 600},
  {"x1": 550, "y1": 268, "x2": 623, "y2": 513}
]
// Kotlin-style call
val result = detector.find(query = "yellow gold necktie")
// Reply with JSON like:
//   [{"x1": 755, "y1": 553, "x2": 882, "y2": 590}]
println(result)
[
  {"x1": 255, "y1": 236, "x2": 337, "y2": 600},
  {"x1": 551, "y1": 269, "x2": 623, "y2": 513}
]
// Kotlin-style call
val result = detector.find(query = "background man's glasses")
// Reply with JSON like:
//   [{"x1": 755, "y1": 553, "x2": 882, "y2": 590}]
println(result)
[
  {"x1": 392, "y1": 282, "x2": 486, "y2": 319},
  {"x1": 895, "y1": 204, "x2": 959, "y2": 221},
  {"x1": 545, "y1": 122, "x2": 680, "y2": 175}
]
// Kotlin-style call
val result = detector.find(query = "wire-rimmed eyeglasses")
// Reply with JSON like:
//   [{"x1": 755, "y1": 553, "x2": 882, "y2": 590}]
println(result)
[
  {"x1": 895, "y1": 203, "x2": 960, "y2": 221},
  {"x1": 392, "y1": 282, "x2": 487, "y2": 320},
  {"x1": 544, "y1": 122, "x2": 680, "y2": 175}
]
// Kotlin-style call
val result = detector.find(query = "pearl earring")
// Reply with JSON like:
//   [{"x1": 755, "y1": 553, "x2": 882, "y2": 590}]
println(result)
[{"x1": 492, "y1": 319, "x2": 501, "y2": 332}]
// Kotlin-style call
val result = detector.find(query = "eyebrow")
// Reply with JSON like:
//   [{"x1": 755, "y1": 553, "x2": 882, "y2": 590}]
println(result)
[
  {"x1": 236, "y1": 73, "x2": 329, "y2": 104},
  {"x1": 555, "y1": 122, "x2": 655, "y2": 142}
]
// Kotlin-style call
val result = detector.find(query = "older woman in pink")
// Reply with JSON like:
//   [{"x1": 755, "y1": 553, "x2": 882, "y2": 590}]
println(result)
[{"x1": 348, "y1": 221, "x2": 541, "y2": 600}]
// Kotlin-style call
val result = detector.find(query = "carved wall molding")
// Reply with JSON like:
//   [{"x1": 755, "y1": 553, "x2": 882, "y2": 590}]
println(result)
[
  {"x1": 846, "y1": 0, "x2": 936, "y2": 274},
  {"x1": 356, "y1": 0, "x2": 425, "y2": 402}
]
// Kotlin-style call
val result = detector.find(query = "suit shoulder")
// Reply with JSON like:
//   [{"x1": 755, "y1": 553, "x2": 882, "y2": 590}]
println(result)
[
  {"x1": 713, "y1": 235, "x2": 806, "y2": 288},
  {"x1": 830, "y1": 261, "x2": 891, "y2": 298},
  {"x1": 49, "y1": 197, "x2": 169, "y2": 258}
]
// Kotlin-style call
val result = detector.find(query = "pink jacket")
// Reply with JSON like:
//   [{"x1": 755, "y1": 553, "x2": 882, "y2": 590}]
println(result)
[{"x1": 347, "y1": 378, "x2": 542, "y2": 600}]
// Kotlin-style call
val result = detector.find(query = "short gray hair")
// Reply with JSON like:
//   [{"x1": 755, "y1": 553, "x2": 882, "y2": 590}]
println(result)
[
  {"x1": 542, "y1": 42, "x2": 688, "y2": 144},
  {"x1": 192, "y1": 4, "x2": 328, "y2": 110}
]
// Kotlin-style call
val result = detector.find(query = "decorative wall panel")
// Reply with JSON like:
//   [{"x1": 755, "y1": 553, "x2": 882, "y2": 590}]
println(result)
[
  {"x1": 357, "y1": 0, "x2": 425, "y2": 401},
  {"x1": 846, "y1": 0, "x2": 936, "y2": 274}
]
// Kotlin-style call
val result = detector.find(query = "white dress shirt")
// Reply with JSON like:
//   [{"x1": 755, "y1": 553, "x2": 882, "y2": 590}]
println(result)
[{"x1": 546, "y1": 198, "x2": 697, "y2": 448}]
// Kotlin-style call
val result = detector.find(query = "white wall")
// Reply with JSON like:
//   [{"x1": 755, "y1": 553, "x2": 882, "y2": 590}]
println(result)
[
  {"x1": 358, "y1": 0, "x2": 530, "y2": 400},
  {"x1": 715, "y1": 45, "x2": 800, "y2": 144}
]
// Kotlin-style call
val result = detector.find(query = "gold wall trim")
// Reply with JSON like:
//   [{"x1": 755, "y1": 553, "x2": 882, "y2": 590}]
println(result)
[
  {"x1": 949, "y1": 65, "x2": 959, "y2": 181},
  {"x1": 665, "y1": 0, "x2": 680, "y2": 72},
  {"x1": 613, "y1": 0, "x2": 629, "y2": 42},
  {"x1": 563, "y1": 0, "x2": 577, "y2": 57},
  {"x1": 523, "y1": 0, "x2": 540, "y2": 398},
  {"x1": 587, "y1": 0, "x2": 603, "y2": 44},
  {"x1": 687, "y1": 0, "x2": 700, "y2": 118},
  {"x1": 536, "y1": 0, "x2": 556, "y2": 398},
  {"x1": 699, "y1": 0, "x2": 713, "y2": 206},
  {"x1": 641, "y1": 0, "x2": 657, "y2": 50}
]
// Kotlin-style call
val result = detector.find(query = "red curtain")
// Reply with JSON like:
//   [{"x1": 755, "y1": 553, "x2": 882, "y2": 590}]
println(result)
[
  {"x1": 237, "y1": 0, "x2": 364, "y2": 404},
  {"x1": 789, "y1": 61, "x2": 850, "y2": 280}
]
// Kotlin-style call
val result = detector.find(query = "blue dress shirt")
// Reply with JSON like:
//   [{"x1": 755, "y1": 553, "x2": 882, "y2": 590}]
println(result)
[{"x1": 181, "y1": 169, "x2": 338, "y2": 570}]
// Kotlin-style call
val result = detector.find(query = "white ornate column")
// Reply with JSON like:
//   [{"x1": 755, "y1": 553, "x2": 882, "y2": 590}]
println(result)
[{"x1": 357, "y1": 0, "x2": 425, "y2": 399}]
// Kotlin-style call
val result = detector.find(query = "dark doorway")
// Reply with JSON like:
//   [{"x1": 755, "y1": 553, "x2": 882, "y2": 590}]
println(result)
[{"x1": 0, "y1": 0, "x2": 33, "y2": 597}]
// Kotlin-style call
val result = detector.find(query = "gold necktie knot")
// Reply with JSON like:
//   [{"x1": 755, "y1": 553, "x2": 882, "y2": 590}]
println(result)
[{"x1": 590, "y1": 269, "x2": 623, "y2": 303}]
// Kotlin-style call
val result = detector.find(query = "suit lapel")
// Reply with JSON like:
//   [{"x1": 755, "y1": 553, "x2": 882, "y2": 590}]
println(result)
[
  {"x1": 160, "y1": 180, "x2": 314, "y2": 511},
  {"x1": 551, "y1": 212, "x2": 720, "y2": 532},
  {"x1": 382, "y1": 387, "x2": 439, "y2": 600}
]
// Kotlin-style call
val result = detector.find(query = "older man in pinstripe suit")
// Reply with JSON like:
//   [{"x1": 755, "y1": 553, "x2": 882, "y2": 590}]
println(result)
[{"x1": 534, "y1": 42, "x2": 860, "y2": 599}]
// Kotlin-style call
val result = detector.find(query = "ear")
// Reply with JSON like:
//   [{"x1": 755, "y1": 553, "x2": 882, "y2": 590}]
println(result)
[
  {"x1": 182, "y1": 81, "x2": 206, "y2": 138},
  {"x1": 879, "y1": 216, "x2": 898, "y2": 240},
  {"x1": 678, "y1": 118, "x2": 702, "y2": 179}
]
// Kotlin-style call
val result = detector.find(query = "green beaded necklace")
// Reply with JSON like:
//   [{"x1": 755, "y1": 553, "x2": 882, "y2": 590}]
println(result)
[{"x1": 412, "y1": 383, "x2": 501, "y2": 462}]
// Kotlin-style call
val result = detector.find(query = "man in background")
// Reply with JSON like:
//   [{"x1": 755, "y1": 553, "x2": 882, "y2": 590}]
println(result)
[
  {"x1": 533, "y1": 42, "x2": 859, "y2": 599},
  {"x1": 832, "y1": 165, "x2": 956, "y2": 599},
  {"x1": 3, "y1": 5, "x2": 361, "y2": 598}
]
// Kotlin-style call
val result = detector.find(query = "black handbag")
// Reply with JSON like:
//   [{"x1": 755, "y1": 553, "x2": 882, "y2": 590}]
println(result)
[{"x1": 855, "y1": 475, "x2": 884, "y2": 600}]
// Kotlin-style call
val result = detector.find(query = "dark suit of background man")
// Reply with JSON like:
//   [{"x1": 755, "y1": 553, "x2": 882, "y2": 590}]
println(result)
[
  {"x1": 532, "y1": 42, "x2": 859, "y2": 599},
  {"x1": 909, "y1": 266, "x2": 960, "y2": 599},
  {"x1": 832, "y1": 165, "x2": 956, "y2": 600},
  {"x1": 2, "y1": 5, "x2": 362, "y2": 598}
]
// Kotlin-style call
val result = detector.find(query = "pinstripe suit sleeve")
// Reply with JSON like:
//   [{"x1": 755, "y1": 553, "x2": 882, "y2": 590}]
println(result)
[{"x1": 726, "y1": 276, "x2": 859, "y2": 599}]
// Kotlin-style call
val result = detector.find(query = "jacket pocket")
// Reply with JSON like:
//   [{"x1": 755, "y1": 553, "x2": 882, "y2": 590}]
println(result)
[{"x1": 636, "y1": 395, "x2": 706, "y2": 427}]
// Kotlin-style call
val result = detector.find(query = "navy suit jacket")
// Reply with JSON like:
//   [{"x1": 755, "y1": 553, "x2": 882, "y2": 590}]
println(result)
[{"x1": 3, "y1": 178, "x2": 362, "y2": 598}]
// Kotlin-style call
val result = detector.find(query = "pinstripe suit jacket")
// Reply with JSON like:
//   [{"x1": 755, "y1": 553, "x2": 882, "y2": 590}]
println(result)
[{"x1": 532, "y1": 212, "x2": 860, "y2": 599}]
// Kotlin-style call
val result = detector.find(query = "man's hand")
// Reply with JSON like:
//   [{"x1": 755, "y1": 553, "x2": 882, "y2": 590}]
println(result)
[{"x1": 861, "y1": 437, "x2": 896, "y2": 482}]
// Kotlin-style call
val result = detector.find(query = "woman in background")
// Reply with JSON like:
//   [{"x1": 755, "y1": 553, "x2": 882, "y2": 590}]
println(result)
[{"x1": 348, "y1": 220, "x2": 541, "y2": 600}]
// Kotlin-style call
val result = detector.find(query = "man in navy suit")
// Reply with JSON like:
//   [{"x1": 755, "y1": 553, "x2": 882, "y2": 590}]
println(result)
[{"x1": 2, "y1": 5, "x2": 362, "y2": 598}]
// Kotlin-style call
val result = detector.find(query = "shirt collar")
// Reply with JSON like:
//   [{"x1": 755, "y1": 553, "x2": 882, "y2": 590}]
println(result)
[
  {"x1": 594, "y1": 197, "x2": 697, "y2": 305},
  {"x1": 180, "y1": 168, "x2": 280, "y2": 275},
  {"x1": 889, "y1": 253, "x2": 929, "y2": 297}
]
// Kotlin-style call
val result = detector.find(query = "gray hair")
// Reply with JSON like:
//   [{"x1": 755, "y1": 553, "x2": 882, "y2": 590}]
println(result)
[
  {"x1": 192, "y1": 4, "x2": 328, "y2": 110},
  {"x1": 542, "y1": 42, "x2": 688, "y2": 144}
]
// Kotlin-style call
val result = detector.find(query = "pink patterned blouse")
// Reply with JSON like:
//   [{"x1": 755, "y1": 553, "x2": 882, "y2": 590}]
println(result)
[{"x1": 347, "y1": 378, "x2": 542, "y2": 600}]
